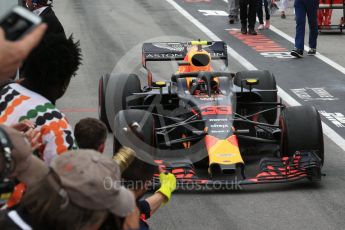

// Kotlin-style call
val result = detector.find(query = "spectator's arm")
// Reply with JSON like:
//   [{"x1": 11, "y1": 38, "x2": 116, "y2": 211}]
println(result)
[
  {"x1": 155, "y1": 172, "x2": 176, "y2": 204},
  {"x1": 144, "y1": 193, "x2": 166, "y2": 216},
  {"x1": 10, "y1": 119, "x2": 35, "y2": 132}
]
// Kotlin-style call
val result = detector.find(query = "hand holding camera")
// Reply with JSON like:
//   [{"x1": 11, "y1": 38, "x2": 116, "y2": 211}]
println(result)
[{"x1": 0, "y1": 6, "x2": 47, "y2": 80}]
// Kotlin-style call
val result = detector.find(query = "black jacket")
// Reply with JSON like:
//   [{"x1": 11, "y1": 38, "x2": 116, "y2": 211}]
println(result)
[{"x1": 40, "y1": 6, "x2": 66, "y2": 37}]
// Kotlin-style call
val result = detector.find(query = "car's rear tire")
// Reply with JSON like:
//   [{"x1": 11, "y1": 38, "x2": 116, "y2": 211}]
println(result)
[
  {"x1": 280, "y1": 106, "x2": 324, "y2": 165},
  {"x1": 113, "y1": 109, "x2": 155, "y2": 154},
  {"x1": 234, "y1": 70, "x2": 278, "y2": 124},
  {"x1": 98, "y1": 74, "x2": 112, "y2": 131}
]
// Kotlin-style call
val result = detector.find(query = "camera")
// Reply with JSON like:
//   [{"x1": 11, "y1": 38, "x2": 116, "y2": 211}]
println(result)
[
  {"x1": 0, "y1": 126, "x2": 15, "y2": 206},
  {"x1": 0, "y1": 6, "x2": 42, "y2": 41}
]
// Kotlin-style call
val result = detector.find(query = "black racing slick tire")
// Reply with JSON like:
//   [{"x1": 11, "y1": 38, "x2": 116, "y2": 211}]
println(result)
[
  {"x1": 113, "y1": 109, "x2": 155, "y2": 154},
  {"x1": 234, "y1": 70, "x2": 278, "y2": 124},
  {"x1": 98, "y1": 74, "x2": 111, "y2": 131},
  {"x1": 114, "y1": 74, "x2": 141, "y2": 114},
  {"x1": 280, "y1": 106, "x2": 324, "y2": 165},
  {"x1": 106, "y1": 73, "x2": 142, "y2": 132}
]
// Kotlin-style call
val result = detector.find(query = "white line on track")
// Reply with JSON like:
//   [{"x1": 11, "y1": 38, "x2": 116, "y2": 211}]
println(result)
[{"x1": 165, "y1": 0, "x2": 345, "y2": 152}]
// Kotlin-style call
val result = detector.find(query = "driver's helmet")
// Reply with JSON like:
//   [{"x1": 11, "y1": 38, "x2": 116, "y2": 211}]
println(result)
[
  {"x1": 211, "y1": 79, "x2": 219, "y2": 94},
  {"x1": 190, "y1": 79, "x2": 220, "y2": 95},
  {"x1": 190, "y1": 79, "x2": 207, "y2": 95}
]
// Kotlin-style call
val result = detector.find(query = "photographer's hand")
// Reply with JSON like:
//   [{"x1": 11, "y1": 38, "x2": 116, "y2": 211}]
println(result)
[
  {"x1": 0, "y1": 24, "x2": 47, "y2": 81},
  {"x1": 155, "y1": 172, "x2": 176, "y2": 204},
  {"x1": 24, "y1": 128, "x2": 42, "y2": 151},
  {"x1": 11, "y1": 119, "x2": 35, "y2": 132}
]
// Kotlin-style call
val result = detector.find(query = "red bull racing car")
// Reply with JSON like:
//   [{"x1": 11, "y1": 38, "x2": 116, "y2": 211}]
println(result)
[{"x1": 99, "y1": 40, "x2": 324, "y2": 189}]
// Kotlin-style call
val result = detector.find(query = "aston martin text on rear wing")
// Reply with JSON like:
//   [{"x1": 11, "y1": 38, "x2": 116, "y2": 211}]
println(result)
[{"x1": 142, "y1": 41, "x2": 227, "y2": 65}]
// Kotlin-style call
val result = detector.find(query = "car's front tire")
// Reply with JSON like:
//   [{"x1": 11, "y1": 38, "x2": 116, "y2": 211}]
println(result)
[
  {"x1": 106, "y1": 73, "x2": 142, "y2": 132},
  {"x1": 98, "y1": 74, "x2": 111, "y2": 131},
  {"x1": 280, "y1": 105, "x2": 324, "y2": 165},
  {"x1": 113, "y1": 109, "x2": 155, "y2": 154}
]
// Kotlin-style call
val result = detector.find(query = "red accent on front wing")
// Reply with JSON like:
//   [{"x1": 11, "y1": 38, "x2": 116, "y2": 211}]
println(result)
[
  {"x1": 151, "y1": 151, "x2": 322, "y2": 189},
  {"x1": 205, "y1": 135, "x2": 239, "y2": 151},
  {"x1": 204, "y1": 135, "x2": 218, "y2": 150},
  {"x1": 227, "y1": 135, "x2": 239, "y2": 147}
]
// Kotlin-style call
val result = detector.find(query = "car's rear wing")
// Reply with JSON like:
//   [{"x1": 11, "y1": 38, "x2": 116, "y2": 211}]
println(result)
[{"x1": 142, "y1": 41, "x2": 228, "y2": 67}]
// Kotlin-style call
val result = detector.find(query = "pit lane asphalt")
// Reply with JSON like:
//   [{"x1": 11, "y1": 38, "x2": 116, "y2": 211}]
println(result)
[{"x1": 54, "y1": 0, "x2": 345, "y2": 229}]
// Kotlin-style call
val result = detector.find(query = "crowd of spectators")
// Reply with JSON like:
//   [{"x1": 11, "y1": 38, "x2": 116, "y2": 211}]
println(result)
[{"x1": 0, "y1": 2, "x2": 176, "y2": 230}]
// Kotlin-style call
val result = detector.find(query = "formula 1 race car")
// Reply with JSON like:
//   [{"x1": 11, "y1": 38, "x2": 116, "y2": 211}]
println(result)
[{"x1": 99, "y1": 40, "x2": 324, "y2": 189}]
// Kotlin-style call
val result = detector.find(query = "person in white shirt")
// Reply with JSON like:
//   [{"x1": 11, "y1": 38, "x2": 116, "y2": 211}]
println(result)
[{"x1": 0, "y1": 33, "x2": 81, "y2": 164}]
